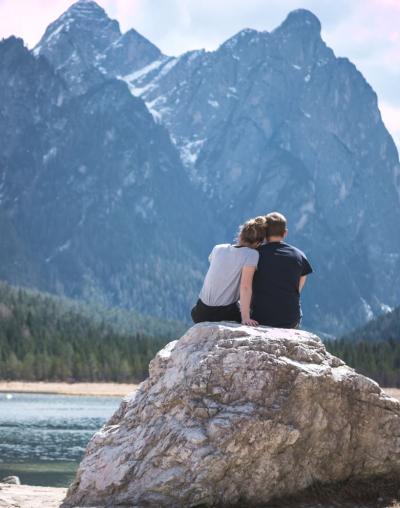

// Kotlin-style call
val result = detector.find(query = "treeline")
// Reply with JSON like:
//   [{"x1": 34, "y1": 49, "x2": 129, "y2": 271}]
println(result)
[
  {"x1": 2, "y1": 279, "x2": 400, "y2": 386},
  {"x1": 0, "y1": 281, "x2": 184, "y2": 382},
  {"x1": 324, "y1": 306, "x2": 400, "y2": 387},
  {"x1": 342, "y1": 306, "x2": 400, "y2": 343},
  {"x1": 325, "y1": 338, "x2": 400, "y2": 387}
]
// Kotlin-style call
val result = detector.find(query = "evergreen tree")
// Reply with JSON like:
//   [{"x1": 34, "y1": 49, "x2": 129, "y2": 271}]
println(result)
[{"x1": 0, "y1": 281, "x2": 183, "y2": 382}]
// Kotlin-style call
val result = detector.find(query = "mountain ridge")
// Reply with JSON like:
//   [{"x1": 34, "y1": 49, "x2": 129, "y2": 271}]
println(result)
[
  {"x1": 1, "y1": 2, "x2": 399, "y2": 334},
  {"x1": 0, "y1": 36, "x2": 212, "y2": 320}
]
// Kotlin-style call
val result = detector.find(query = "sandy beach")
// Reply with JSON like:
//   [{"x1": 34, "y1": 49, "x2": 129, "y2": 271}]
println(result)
[
  {"x1": 0, "y1": 381, "x2": 398, "y2": 400},
  {"x1": 1, "y1": 483, "x2": 400, "y2": 508},
  {"x1": 0, "y1": 381, "x2": 139, "y2": 397},
  {"x1": 0, "y1": 381, "x2": 398, "y2": 399},
  {"x1": 383, "y1": 388, "x2": 400, "y2": 400}
]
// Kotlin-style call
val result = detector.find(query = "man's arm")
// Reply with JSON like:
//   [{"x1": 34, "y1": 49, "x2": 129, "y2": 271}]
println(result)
[
  {"x1": 299, "y1": 275, "x2": 307, "y2": 292},
  {"x1": 240, "y1": 266, "x2": 259, "y2": 326}
]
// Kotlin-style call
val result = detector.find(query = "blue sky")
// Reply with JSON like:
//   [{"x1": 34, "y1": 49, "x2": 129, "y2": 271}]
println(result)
[{"x1": 1, "y1": 0, "x2": 399, "y2": 151}]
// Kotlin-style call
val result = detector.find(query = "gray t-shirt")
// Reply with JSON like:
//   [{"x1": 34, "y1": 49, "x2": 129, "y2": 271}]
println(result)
[{"x1": 199, "y1": 244, "x2": 259, "y2": 306}]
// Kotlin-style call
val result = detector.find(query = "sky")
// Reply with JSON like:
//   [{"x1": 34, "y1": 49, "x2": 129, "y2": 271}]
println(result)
[{"x1": 0, "y1": 0, "x2": 399, "y2": 151}]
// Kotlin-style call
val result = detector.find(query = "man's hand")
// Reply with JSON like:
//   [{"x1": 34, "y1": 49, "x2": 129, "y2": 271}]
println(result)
[{"x1": 242, "y1": 318, "x2": 259, "y2": 326}]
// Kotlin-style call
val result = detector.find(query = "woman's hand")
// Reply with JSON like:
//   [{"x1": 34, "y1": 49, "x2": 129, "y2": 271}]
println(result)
[{"x1": 242, "y1": 318, "x2": 259, "y2": 326}]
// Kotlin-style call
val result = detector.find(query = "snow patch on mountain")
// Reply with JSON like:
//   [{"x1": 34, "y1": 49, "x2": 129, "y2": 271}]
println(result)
[
  {"x1": 180, "y1": 138, "x2": 206, "y2": 168},
  {"x1": 122, "y1": 59, "x2": 165, "y2": 82}
]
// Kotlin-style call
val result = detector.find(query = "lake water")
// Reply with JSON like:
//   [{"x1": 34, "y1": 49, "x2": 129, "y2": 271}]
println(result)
[{"x1": 0, "y1": 392, "x2": 121, "y2": 487}]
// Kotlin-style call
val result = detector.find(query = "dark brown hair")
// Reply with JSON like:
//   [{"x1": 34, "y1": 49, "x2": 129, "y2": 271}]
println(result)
[
  {"x1": 237, "y1": 216, "x2": 267, "y2": 246},
  {"x1": 265, "y1": 212, "x2": 287, "y2": 238}
]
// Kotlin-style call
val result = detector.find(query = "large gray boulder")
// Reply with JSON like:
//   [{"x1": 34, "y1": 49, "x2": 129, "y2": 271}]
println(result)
[{"x1": 63, "y1": 323, "x2": 400, "y2": 507}]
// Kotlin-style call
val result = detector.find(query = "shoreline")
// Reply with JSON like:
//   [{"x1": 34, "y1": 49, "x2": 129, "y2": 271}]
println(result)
[
  {"x1": 383, "y1": 387, "x2": 400, "y2": 400},
  {"x1": 0, "y1": 380, "x2": 139, "y2": 397},
  {"x1": 0, "y1": 381, "x2": 398, "y2": 400}
]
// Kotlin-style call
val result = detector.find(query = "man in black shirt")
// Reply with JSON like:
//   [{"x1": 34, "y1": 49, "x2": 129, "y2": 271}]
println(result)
[{"x1": 252, "y1": 212, "x2": 313, "y2": 328}]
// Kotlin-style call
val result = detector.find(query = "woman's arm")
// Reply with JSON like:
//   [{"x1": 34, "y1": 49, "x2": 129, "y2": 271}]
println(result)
[
  {"x1": 299, "y1": 275, "x2": 307, "y2": 292},
  {"x1": 240, "y1": 266, "x2": 259, "y2": 326}
]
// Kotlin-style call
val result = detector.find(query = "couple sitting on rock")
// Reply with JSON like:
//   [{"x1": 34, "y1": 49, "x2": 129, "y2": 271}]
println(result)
[{"x1": 192, "y1": 212, "x2": 313, "y2": 328}]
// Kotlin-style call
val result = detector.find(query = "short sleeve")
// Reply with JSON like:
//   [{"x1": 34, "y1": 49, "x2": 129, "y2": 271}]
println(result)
[
  {"x1": 244, "y1": 249, "x2": 259, "y2": 268},
  {"x1": 301, "y1": 255, "x2": 313, "y2": 276}
]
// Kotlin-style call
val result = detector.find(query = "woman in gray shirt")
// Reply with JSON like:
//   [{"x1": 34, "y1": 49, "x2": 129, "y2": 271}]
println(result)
[{"x1": 191, "y1": 217, "x2": 266, "y2": 325}]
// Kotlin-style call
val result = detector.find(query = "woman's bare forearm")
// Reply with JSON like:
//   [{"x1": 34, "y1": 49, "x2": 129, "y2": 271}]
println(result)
[
  {"x1": 240, "y1": 284, "x2": 252, "y2": 321},
  {"x1": 240, "y1": 266, "x2": 259, "y2": 326}
]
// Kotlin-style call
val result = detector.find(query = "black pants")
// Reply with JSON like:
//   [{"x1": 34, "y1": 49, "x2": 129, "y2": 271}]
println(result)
[{"x1": 191, "y1": 299, "x2": 241, "y2": 324}]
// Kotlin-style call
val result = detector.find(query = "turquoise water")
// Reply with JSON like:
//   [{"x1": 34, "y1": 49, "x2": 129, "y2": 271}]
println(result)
[{"x1": 0, "y1": 392, "x2": 121, "y2": 487}]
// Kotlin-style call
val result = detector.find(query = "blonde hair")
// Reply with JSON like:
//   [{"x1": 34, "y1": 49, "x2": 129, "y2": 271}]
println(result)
[{"x1": 237, "y1": 216, "x2": 267, "y2": 246}]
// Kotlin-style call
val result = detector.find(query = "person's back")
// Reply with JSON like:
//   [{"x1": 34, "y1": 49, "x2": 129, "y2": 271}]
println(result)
[
  {"x1": 191, "y1": 218, "x2": 266, "y2": 325},
  {"x1": 199, "y1": 244, "x2": 257, "y2": 307},
  {"x1": 252, "y1": 212, "x2": 313, "y2": 328}
]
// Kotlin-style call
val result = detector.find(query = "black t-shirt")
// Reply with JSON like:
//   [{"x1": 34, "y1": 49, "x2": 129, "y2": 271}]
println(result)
[{"x1": 252, "y1": 242, "x2": 313, "y2": 327}]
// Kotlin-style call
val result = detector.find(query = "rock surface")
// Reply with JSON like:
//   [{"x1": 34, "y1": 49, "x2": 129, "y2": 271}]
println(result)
[
  {"x1": 0, "y1": 484, "x2": 66, "y2": 508},
  {"x1": 63, "y1": 323, "x2": 400, "y2": 507},
  {"x1": 0, "y1": 476, "x2": 20, "y2": 485}
]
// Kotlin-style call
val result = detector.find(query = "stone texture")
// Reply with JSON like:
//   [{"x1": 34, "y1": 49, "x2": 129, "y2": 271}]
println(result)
[
  {"x1": 63, "y1": 323, "x2": 400, "y2": 507},
  {"x1": 0, "y1": 484, "x2": 66, "y2": 508},
  {"x1": 0, "y1": 476, "x2": 20, "y2": 485}
]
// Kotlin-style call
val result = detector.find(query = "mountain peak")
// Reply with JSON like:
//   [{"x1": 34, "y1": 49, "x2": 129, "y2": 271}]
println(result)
[
  {"x1": 102, "y1": 27, "x2": 163, "y2": 77},
  {"x1": 0, "y1": 36, "x2": 25, "y2": 51},
  {"x1": 220, "y1": 28, "x2": 264, "y2": 51},
  {"x1": 67, "y1": 0, "x2": 106, "y2": 15},
  {"x1": 34, "y1": 0, "x2": 120, "y2": 49},
  {"x1": 276, "y1": 9, "x2": 321, "y2": 35},
  {"x1": 32, "y1": 0, "x2": 120, "y2": 94}
]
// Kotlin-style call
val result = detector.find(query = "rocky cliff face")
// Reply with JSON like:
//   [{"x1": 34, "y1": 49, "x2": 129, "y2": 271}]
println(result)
[
  {"x1": 63, "y1": 323, "x2": 400, "y2": 507},
  {"x1": 124, "y1": 9, "x2": 400, "y2": 332},
  {"x1": 32, "y1": 0, "x2": 119, "y2": 94},
  {"x1": 33, "y1": 0, "x2": 163, "y2": 94},
  {"x1": 0, "y1": 37, "x2": 210, "y2": 318},
  {"x1": 1, "y1": 2, "x2": 400, "y2": 333}
]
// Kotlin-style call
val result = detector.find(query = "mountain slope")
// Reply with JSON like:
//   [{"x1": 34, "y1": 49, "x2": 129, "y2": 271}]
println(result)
[
  {"x1": 121, "y1": 9, "x2": 400, "y2": 332},
  {"x1": 101, "y1": 28, "x2": 164, "y2": 77},
  {"x1": 0, "y1": 37, "x2": 211, "y2": 320},
  {"x1": 1, "y1": 2, "x2": 400, "y2": 334},
  {"x1": 342, "y1": 306, "x2": 400, "y2": 342}
]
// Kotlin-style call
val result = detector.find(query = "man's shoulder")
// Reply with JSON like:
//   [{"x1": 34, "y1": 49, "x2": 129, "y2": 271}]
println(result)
[
  {"x1": 284, "y1": 242, "x2": 308, "y2": 258},
  {"x1": 259, "y1": 242, "x2": 308, "y2": 259}
]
